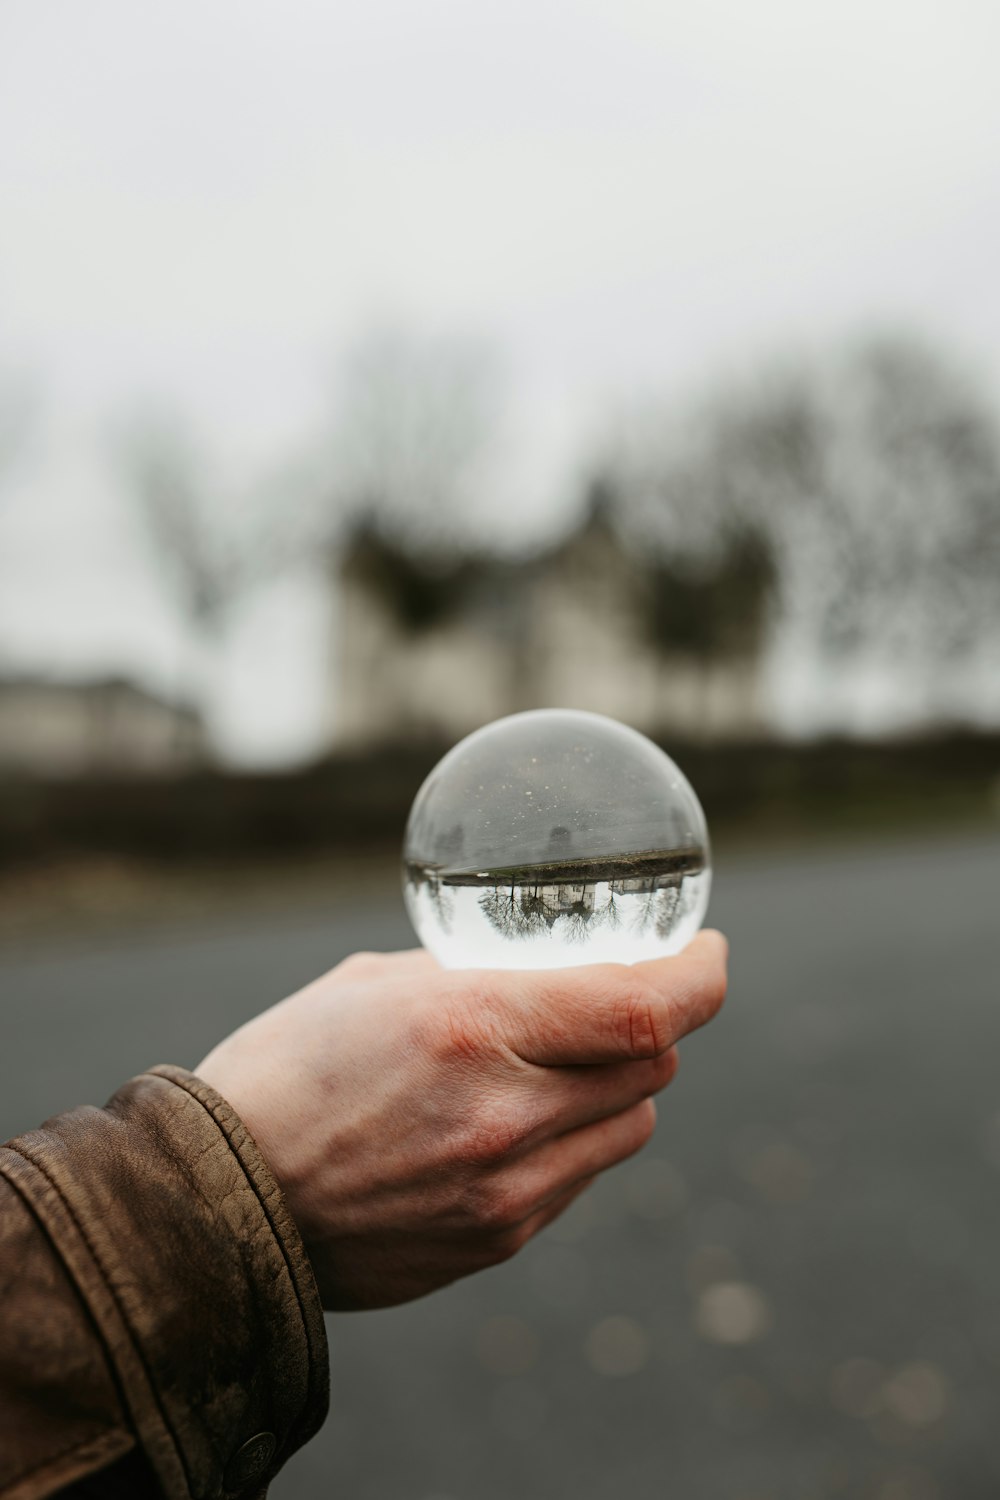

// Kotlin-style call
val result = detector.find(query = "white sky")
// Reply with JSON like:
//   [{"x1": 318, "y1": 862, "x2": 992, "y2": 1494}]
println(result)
[{"x1": 2, "y1": 0, "x2": 999, "y2": 761}]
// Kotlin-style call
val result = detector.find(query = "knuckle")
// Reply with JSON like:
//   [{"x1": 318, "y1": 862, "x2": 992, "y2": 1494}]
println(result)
[
  {"x1": 468, "y1": 1174, "x2": 532, "y2": 1234},
  {"x1": 612, "y1": 982, "x2": 670, "y2": 1059},
  {"x1": 457, "y1": 1104, "x2": 532, "y2": 1169}
]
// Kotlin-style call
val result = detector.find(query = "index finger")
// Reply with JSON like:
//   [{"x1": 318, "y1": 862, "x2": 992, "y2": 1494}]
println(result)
[{"x1": 500, "y1": 928, "x2": 729, "y2": 1066}]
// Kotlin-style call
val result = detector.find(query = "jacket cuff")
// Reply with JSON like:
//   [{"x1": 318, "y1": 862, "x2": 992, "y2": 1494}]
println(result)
[{"x1": 7, "y1": 1065, "x2": 329, "y2": 1499}]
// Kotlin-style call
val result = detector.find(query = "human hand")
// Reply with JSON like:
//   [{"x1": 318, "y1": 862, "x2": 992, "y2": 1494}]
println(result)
[{"x1": 196, "y1": 931, "x2": 728, "y2": 1310}]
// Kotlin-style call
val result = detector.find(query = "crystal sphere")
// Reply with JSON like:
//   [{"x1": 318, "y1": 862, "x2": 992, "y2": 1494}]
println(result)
[{"x1": 402, "y1": 708, "x2": 711, "y2": 969}]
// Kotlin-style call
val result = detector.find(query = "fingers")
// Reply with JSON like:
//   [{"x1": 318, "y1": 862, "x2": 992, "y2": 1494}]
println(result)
[
  {"x1": 632, "y1": 928, "x2": 730, "y2": 1039},
  {"x1": 534, "y1": 1047, "x2": 679, "y2": 1139},
  {"x1": 514, "y1": 1099, "x2": 657, "y2": 1215},
  {"x1": 515, "y1": 1174, "x2": 595, "y2": 1241},
  {"x1": 499, "y1": 929, "x2": 728, "y2": 1066},
  {"x1": 472, "y1": 1102, "x2": 655, "y2": 1262}
]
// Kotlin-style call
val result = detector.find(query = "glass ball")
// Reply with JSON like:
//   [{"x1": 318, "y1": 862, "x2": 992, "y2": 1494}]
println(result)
[{"x1": 403, "y1": 709, "x2": 711, "y2": 969}]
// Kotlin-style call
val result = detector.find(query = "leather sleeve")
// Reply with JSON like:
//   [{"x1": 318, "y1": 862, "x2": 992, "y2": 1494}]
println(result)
[{"x1": 0, "y1": 1066, "x2": 329, "y2": 1500}]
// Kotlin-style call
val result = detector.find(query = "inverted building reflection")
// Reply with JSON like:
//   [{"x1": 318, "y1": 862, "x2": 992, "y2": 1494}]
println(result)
[{"x1": 405, "y1": 846, "x2": 706, "y2": 944}]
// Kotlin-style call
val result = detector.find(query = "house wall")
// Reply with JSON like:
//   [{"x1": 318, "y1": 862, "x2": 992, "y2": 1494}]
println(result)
[
  {"x1": 0, "y1": 682, "x2": 205, "y2": 776},
  {"x1": 334, "y1": 574, "x2": 516, "y2": 747},
  {"x1": 331, "y1": 529, "x2": 768, "y2": 747}
]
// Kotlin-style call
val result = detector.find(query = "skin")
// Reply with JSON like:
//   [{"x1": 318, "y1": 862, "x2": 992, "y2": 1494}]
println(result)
[{"x1": 197, "y1": 929, "x2": 729, "y2": 1310}]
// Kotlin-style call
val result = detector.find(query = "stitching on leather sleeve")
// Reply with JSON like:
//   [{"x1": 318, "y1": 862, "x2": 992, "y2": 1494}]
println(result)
[{"x1": 148, "y1": 1070, "x2": 321, "y2": 1409}]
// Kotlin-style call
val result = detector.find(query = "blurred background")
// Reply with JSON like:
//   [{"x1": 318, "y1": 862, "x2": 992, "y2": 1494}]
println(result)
[{"x1": 2, "y1": 2, "x2": 999, "y2": 1497}]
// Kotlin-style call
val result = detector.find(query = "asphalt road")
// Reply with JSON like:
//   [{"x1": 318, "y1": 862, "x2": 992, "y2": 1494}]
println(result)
[{"x1": 3, "y1": 833, "x2": 999, "y2": 1500}]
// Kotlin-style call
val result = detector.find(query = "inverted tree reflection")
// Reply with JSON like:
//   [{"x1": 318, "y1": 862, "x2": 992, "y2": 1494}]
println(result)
[{"x1": 473, "y1": 872, "x2": 697, "y2": 946}]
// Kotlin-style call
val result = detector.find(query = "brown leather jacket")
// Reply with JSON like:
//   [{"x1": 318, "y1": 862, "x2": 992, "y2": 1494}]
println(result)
[{"x1": 0, "y1": 1067, "x2": 329, "y2": 1500}]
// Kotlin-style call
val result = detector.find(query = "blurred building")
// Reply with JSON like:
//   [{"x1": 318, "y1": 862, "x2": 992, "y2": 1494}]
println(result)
[
  {"x1": 331, "y1": 502, "x2": 769, "y2": 746},
  {"x1": 0, "y1": 675, "x2": 207, "y2": 777}
]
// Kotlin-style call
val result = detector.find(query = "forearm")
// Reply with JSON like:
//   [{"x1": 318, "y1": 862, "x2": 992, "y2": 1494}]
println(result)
[{"x1": 0, "y1": 1068, "x2": 329, "y2": 1500}]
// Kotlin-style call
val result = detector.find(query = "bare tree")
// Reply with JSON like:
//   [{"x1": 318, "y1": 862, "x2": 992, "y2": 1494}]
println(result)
[
  {"x1": 324, "y1": 328, "x2": 503, "y2": 556},
  {"x1": 819, "y1": 336, "x2": 1000, "y2": 663},
  {"x1": 118, "y1": 409, "x2": 307, "y2": 736},
  {"x1": 682, "y1": 337, "x2": 1000, "y2": 663},
  {"x1": 603, "y1": 334, "x2": 1000, "y2": 725},
  {"x1": 122, "y1": 415, "x2": 234, "y2": 643},
  {"x1": 593, "y1": 402, "x2": 779, "y2": 665}
]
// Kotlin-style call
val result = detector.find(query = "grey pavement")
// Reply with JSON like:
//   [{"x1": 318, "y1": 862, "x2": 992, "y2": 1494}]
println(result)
[{"x1": 3, "y1": 834, "x2": 1000, "y2": 1500}]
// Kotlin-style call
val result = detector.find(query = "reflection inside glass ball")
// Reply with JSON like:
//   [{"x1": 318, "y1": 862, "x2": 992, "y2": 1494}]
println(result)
[{"x1": 402, "y1": 709, "x2": 711, "y2": 969}]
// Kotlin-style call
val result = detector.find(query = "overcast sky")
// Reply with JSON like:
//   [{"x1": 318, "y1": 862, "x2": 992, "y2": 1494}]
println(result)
[{"x1": 2, "y1": 0, "x2": 999, "y2": 761}]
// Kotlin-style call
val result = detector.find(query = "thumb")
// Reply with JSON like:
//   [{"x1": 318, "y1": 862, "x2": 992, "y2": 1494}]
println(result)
[{"x1": 501, "y1": 929, "x2": 729, "y2": 1066}]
